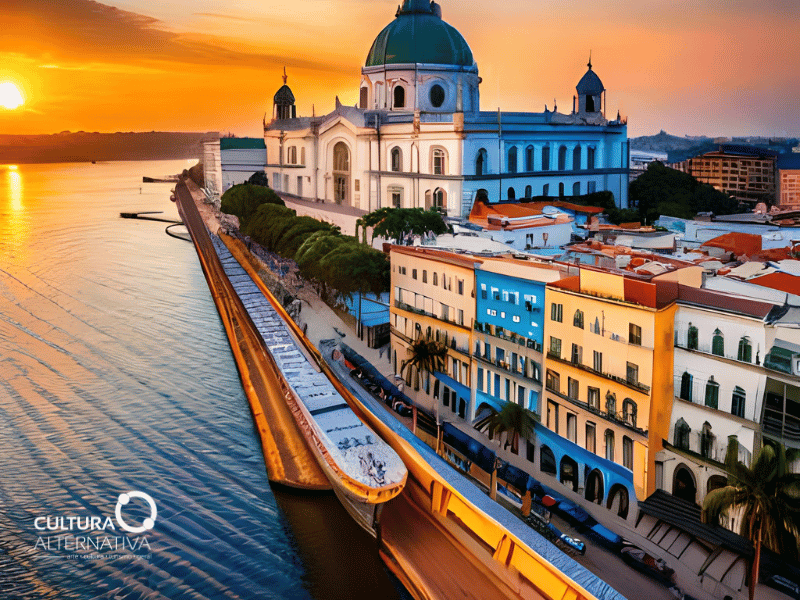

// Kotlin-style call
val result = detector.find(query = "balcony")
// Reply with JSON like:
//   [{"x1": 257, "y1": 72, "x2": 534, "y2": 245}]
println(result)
[
  {"x1": 544, "y1": 383, "x2": 646, "y2": 435},
  {"x1": 394, "y1": 300, "x2": 469, "y2": 330},
  {"x1": 546, "y1": 353, "x2": 651, "y2": 394},
  {"x1": 474, "y1": 321, "x2": 543, "y2": 353}
]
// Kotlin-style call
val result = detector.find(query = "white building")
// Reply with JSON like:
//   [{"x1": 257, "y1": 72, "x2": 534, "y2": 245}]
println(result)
[
  {"x1": 659, "y1": 286, "x2": 779, "y2": 509},
  {"x1": 263, "y1": 0, "x2": 629, "y2": 220},
  {"x1": 220, "y1": 138, "x2": 267, "y2": 192}
]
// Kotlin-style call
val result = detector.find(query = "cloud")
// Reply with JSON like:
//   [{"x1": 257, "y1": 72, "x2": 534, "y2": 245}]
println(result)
[{"x1": 0, "y1": 0, "x2": 352, "y2": 74}]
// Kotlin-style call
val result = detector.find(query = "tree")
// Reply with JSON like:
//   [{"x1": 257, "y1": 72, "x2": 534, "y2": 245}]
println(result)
[
  {"x1": 356, "y1": 207, "x2": 448, "y2": 245},
  {"x1": 273, "y1": 216, "x2": 335, "y2": 258},
  {"x1": 318, "y1": 242, "x2": 389, "y2": 300},
  {"x1": 630, "y1": 161, "x2": 739, "y2": 223},
  {"x1": 703, "y1": 442, "x2": 800, "y2": 600},
  {"x1": 399, "y1": 333, "x2": 448, "y2": 390},
  {"x1": 247, "y1": 170, "x2": 270, "y2": 187},
  {"x1": 220, "y1": 183, "x2": 285, "y2": 227},
  {"x1": 483, "y1": 402, "x2": 538, "y2": 454}
]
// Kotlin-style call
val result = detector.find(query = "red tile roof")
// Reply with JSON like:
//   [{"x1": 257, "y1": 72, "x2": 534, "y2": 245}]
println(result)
[
  {"x1": 747, "y1": 272, "x2": 800, "y2": 295},
  {"x1": 702, "y1": 232, "x2": 762, "y2": 256}
]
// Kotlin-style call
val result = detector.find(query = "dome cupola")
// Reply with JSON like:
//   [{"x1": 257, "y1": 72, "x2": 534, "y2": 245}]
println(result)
[
  {"x1": 365, "y1": 0, "x2": 474, "y2": 68},
  {"x1": 273, "y1": 68, "x2": 296, "y2": 119},
  {"x1": 576, "y1": 56, "x2": 605, "y2": 115}
]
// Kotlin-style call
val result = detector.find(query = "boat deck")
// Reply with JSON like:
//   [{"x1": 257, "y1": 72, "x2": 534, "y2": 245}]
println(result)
[{"x1": 209, "y1": 234, "x2": 406, "y2": 492}]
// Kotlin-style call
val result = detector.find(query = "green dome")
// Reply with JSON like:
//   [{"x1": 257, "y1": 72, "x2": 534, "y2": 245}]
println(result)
[{"x1": 365, "y1": 1, "x2": 474, "y2": 68}]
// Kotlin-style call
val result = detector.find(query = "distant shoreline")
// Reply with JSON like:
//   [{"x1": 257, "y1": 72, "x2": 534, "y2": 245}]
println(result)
[{"x1": 0, "y1": 131, "x2": 218, "y2": 165}]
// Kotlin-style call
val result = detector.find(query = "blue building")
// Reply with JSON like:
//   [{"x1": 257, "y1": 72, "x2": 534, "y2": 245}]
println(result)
[{"x1": 472, "y1": 259, "x2": 563, "y2": 417}]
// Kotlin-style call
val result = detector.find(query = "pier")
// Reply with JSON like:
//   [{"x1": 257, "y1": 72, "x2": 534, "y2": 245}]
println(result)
[{"x1": 174, "y1": 178, "x2": 625, "y2": 600}]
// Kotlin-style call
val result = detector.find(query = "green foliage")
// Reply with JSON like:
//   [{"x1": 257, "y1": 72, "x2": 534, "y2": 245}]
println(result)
[
  {"x1": 703, "y1": 442, "x2": 800, "y2": 600},
  {"x1": 247, "y1": 171, "x2": 270, "y2": 187},
  {"x1": 273, "y1": 217, "x2": 335, "y2": 258},
  {"x1": 400, "y1": 334, "x2": 448, "y2": 389},
  {"x1": 484, "y1": 402, "x2": 538, "y2": 454},
  {"x1": 243, "y1": 204, "x2": 296, "y2": 250},
  {"x1": 630, "y1": 161, "x2": 739, "y2": 223},
  {"x1": 320, "y1": 242, "x2": 389, "y2": 299},
  {"x1": 220, "y1": 183, "x2": 285, "y2": 227},
  {"x1": 561, "y1": 191, "x2": 642, "y2": 225},
  {"x1": 356, "y1": 207, "x2": 448, "y2": 244}
]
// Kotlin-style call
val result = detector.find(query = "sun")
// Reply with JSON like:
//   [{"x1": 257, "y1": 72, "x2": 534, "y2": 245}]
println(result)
[{"x1": 0, "y1": 82, "x2": 24, "y2": 110}]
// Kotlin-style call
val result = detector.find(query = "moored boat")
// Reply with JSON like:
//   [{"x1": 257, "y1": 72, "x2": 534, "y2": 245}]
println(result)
[{"x1": 174, "y1": 181, "x2": 407, "y2": 535}]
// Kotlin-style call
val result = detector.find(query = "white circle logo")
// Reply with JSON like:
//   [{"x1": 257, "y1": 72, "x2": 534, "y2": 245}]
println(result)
[{"x1": 115, "y1": 491, "x2": 157, "y2": 534}]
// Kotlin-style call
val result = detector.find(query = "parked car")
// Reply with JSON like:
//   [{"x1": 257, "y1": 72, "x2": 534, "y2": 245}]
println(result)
[
  {"x1": 766, "y1": 574, "x2": 800, "y2": 599},
  {"x1": 392, "y1": 399, "x2": 413, "y2": 417},
  {"x1": 559, "y1": 532, "x2": 587, "y2": 555},
  {"x1": 620, "y1": 544, "x2": 675, "y2": 586},
  {"x1": 542, "y1": 496, "x2": 622, "y2": 550}
]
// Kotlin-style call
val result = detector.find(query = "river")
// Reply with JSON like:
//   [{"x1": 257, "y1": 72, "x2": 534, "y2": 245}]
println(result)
[{"x1": 0, "y1": 160, "x2": 405, "y2": 600}]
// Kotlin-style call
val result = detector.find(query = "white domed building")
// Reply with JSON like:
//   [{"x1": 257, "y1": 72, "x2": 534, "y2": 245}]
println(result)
[{"x1": 263, "y1": 0, "x2": 629, "y2": 223}]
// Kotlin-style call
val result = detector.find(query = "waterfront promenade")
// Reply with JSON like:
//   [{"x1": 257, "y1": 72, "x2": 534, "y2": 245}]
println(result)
[{"x1": 176, "y1": 179, "x2": 628, "y2": 600}]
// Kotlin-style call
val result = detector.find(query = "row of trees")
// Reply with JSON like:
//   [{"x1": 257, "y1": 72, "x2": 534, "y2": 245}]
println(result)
[
  {"x1": 355, "y1": 207, "x2": 450, "y2": 245},
  {"x1": 219, "y1": 184, "x2": 390, "y2": 302}
]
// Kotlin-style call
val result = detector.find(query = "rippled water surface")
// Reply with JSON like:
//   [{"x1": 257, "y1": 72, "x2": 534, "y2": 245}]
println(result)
[{"x1": 0, "y1": 161, "x2": 403, "y2": 600}]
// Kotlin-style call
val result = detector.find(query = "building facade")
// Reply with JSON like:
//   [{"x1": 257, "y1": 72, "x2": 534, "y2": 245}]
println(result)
[
  {"x1": 778, "y1": 152, "x2": 800, "y2": 210},
  {"x1": 669, "y1": 144, "x2": 777, "y2": 206},
  {"x1": 659, "y1": 287, "x2": 776, "y2": 510},
  {"x1": 541, "y1": 269, "x2": 679, "y2": 517},
  {"x1": 263, "y1": 0, "x2": 628, "y2": 220}
]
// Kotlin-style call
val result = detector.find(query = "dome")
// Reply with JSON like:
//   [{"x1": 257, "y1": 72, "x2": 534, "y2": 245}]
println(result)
[
  {"x1": 273, "y1": 84, "x2": 295, "y2": 105},
  {"x1": 365, "y1": 0, "x2": 474, "y2": 68},
  {"x1": 576, "y1": 63, "x2": 604, "y2": 96}
]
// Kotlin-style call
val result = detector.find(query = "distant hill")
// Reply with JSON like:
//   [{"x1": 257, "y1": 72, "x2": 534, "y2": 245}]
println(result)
[
  {"x1": 631, "y1": 131, "x2": 800, "y2": 163},
  {"x1": 0, "y1": 131, "x2": 219, "y2": 164}
]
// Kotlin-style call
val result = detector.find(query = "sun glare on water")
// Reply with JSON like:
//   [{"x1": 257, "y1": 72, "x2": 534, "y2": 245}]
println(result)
[{"x1": 0, "y1": 82, "x2": 24, "y2": 110}]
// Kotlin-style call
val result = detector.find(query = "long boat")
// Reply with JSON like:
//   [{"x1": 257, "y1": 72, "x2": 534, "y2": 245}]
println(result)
[{"x1": 174, "y1": 181, "x2": 407, "y2": 534}]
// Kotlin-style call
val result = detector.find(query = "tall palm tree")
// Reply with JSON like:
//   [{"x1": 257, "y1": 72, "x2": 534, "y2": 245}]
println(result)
[
  {"x1": 399, "y1": 333, "x2": 447, "y2": 390},
  {"x1": 483, "y1": 402, "x2": 538, "y2": 454},
  {"x1": 702, "y1": 442, "x2": 800, "y2": 600}
]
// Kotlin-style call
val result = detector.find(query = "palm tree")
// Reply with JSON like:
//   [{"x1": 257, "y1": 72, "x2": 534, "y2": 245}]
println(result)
[
  {"x1": 702, "y1": 442, "x2": 800, "y2": 600},
  {"x1": 399, "y1": 333, "x2": 448, "y2": 390},
  {"x1": 482, "y1": 402, "x2": 538, "y2": 454}
]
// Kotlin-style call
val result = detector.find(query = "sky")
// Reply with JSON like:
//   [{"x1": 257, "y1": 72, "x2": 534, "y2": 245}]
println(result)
[{"x1": 1, "y1": 0, "x2": 799, "y2": 138}]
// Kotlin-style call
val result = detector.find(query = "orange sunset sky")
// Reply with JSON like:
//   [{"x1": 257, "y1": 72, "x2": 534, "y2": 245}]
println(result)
[{"x1": 1, "y1": 0, "x2": 799, "y2": 138}]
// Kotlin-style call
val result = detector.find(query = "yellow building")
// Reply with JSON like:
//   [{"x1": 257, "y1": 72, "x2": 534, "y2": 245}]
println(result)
[
  {"x1": 541, "y1": 268, "x2": 678, "y2": 511},
  {"x1": 390, "y1": 246, "x2": 480, "y2": 419}
]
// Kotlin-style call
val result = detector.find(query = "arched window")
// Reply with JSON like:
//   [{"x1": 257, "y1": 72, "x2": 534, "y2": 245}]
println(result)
[
  {"x1": 680, "y1": 371, "x2": 692, "y2": 401},
  {"x1": 622, "y1": 436, "x2": 633, "y2": 469},
  {"x1": 688, "y1": 324, "x2": 699, "y2": 349},
  {"x1": 587, "y1": 147, "x2": 596, "y2": 169},
  {"x1": 558, "y1": 182, "x2": 565, "y2": 197},
  {"x1": 433, "y1": 188, "x2": 446, "y2": 211},
  {"x1": 573, "y1": 309, "x2": 584, "y2": 329},
  {"x1": 572, "y1": 182, "x2": 580, "y2": 196},
  {"x1": 731, "y1": 386, "x2": 746, "y2": 418},
  {"x1": 359, "y1": 86, "x2": 368, "y2": 109},
  {"x1": 431, "y1": 147, "x2": 447, "y2": 175},
  {"x1": 700, "y1": 422, "x2": 715, "y2": 458},
  {"x1": 390, "y1": 146, "x2": 402, "y2": 172},
  {"x1": 540, "y1": 446, "x2": 557, "y2": 475},
  {"x1": 623, "y1": 398, "x2": 637, "y2": 428},
  {"x1": 525, "y1": 145, "x2": 534, "y2": 171},
  {"x1": 393, "y1": 85, "x2": 405, "y2": 109},
  {"x1": 558, "y1": 146, "x2": 567, "y2": 170},
  {"x1": 573, "y1": 145, "x2": 582, "y2": 170},
  {"x1": 605, "y1": 392, "x2": 616, "y2": 418},
  {"x1": 333, "y1": 142, "x2": 350, "y2": 205},
  {"x1": 542, "y1": 183, "x2": 549, "y2": 196},
  {"x1": 507, "y1": 187, "x2": 515, "y2": 200},
  {"x1": 524, "y1": 185, "x2": 532, "y2": 199},
  {"x1": 705, "y1": 376, "x2": 719, "y2": 409},
  {"x1": 508, "y1": 146, "x2": 518, "y2": 173},
  {"x1": 476, "y1": 148, "x2": 487, "y2": 175},
  {"x1": 605, "y1": 429, "x2": 615, "y2": 461},
  {"x1": 712, "y1": 329, "x2": 724, "y2": 356},
  {"x1": 433, "y1": 272, "x2": 438, "y2": 286},
  {"x1": 737, "y1": 337, "x2": 752, "y2": 362},
  {"x1": 674, "y1": 418, "x2": 691, "y2": 450},
  {"x1": 542, "y1": 146, "x2": 551, "y2": 171},
  {"x1": 429, "y1": 84, "x2": 445, "y2": 108}
]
